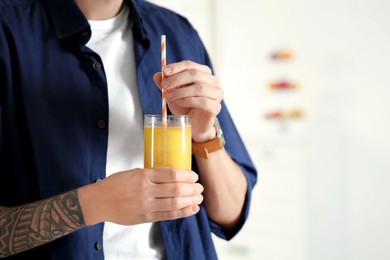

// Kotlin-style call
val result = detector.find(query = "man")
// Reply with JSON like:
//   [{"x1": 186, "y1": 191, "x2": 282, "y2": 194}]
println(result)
[{"x1": 0, "y1": 0, "x2": 257, "y2": 259}]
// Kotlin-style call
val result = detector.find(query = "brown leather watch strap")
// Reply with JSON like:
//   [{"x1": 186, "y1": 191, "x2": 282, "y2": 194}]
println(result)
[{"x1": 192, "y1": 138, "x2": 224, "y2": 159}]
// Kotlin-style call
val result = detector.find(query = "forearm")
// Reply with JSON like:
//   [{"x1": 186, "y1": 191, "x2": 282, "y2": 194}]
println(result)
[
  {"x1": 195, "y1": 148, "x2": 248, "y2": 230},
  {"x1": 0, "y1": 190, "x2": 85, "y2": 258}
]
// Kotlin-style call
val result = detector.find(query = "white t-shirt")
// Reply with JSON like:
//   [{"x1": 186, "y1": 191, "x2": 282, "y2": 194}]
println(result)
[{"x1": 86, "y1": 6, "x2": 164, "y2": 260}]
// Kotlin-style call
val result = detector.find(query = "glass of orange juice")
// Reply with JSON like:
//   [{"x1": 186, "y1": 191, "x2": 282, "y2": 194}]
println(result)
[{"x1": 144, "y1": 114, "x2": 191, "y2": 170}]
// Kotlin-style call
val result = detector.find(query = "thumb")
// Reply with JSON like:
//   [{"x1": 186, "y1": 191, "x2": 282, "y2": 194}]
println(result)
[{"x1": 153, "y1": 72, "x2": 163, "y2": 90}]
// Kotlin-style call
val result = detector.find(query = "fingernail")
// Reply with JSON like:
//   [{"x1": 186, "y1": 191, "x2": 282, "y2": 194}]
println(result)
[
  {"x1": 163, "y1": 66, "x2": 172, "y2": 75},
  {"x1": 196, "y1": 183, "x2": 204, "y2": 193},
  {"x1": 194, "y1": 195, "x2": 203, "y2": 204},
  {"x1": 191, "y1": 205, "x2": 200, "y2": 214},
  {"x1": 192, "y1": 173, "x2": 199, "y2": 181}
]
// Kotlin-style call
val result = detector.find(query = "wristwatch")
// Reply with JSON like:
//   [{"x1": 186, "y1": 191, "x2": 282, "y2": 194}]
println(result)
[{"x1": 192, "y1": 118, "x2": 225, "y2": 159}]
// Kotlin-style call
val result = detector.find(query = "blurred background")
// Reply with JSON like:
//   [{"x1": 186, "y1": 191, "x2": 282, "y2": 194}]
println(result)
[{"x1": 148, "y1": 0, "x2": 390, "y2": 259}]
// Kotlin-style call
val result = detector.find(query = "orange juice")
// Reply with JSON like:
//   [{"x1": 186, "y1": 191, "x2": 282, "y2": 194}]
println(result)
[{"x1": 144, "y1": 115, "x2": 191, "y2": 170}]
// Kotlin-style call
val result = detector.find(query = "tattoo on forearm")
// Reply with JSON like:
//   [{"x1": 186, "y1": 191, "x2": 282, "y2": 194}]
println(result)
[{"x1": 0, "y1": 190, "x2": 85, "y2": 257}]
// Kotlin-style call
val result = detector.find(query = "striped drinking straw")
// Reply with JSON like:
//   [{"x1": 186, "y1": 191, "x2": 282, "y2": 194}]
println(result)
[{"x1": 161, "y1": 35, "x2": 167, "y2": 124}]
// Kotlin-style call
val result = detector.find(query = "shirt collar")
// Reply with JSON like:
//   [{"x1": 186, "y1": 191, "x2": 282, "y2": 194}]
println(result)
[
  {"x1": 44, "y1": 0, "x2": 89, "y2": 39},
  {"x1": 44, "y1": 0, "x2": 149, "y2": 46},
  {"x1": 127, "y1": 0, "x2": 149, "y2": 45}
]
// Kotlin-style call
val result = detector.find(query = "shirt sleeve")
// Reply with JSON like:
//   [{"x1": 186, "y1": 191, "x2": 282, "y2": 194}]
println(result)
[
  {"x1": 210, "y1": 102, "x2": 258, "y2": 241},
  {"x1": 190, "y1": 28, "x2": 258, "y2": 240}
]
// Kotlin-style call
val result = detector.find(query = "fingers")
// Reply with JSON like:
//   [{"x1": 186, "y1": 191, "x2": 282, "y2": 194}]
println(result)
[
  {"x1": 143, "y1": 167, "x2": 204, "y2": 222},
  {"x1": 154, "y1": 64, "x2": 220, "y2": 94},
  {"x1": 151, "y1": 194, "x2": 204, "y2": 212},
  {"x1": 148, "y1": 205, "x2": 201, "y2": 221},
  {"x1": 154, "y1": 59, "x2": 212, "y2": 90},
  {"x1": 99, "y1": 168, "x2": 204, "y2": 225},
  {"x1": 158, "y1": 60, "x2": 220, "y2": 92},
  {"x1": 164, "y1": 60, "x2": 212, "y2": 76},
  {"x1": 165, "y1": 73, "x2": 222, "y2": 98},
  {"x1": 165, "y1": 85, "x2": 223, "y2": 115},
  {"x1": 139, "y1": 194, "x2": 203, "y2": 223},
  {"x1": 151, "y1": 182, "x2": 204, "y2": 198},
  {"x1": 153, "y1": 60, "x2": 212, "y2": 90},
  {"x1": 155, "y1": 61, "x2": 223, "y2": 115},
  {"x1": 162, "y1": 68, "x2": 220, "y2": 96},
  {"x1": 146, "y1": 167, "x2": 199, "y2": 184},
  {"x1": 153, "y1": 72, "x2": 162, "y2": 89},
  {"x1": 146, "y1": 167, "x2": 203, "y2": 197}
]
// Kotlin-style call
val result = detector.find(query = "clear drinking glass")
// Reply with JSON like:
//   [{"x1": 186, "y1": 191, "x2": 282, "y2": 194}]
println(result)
[{"x1": 144, "y1": 115, "x2": 191, "y2": 170}]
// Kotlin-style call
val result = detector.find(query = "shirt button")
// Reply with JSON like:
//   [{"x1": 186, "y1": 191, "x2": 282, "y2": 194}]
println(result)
[
  {"x1": 95, "y1": 242, "x2": 103, "y2": 251},
  {"x1": 93, "y1": 62, "x2": 102, "y2": 70},
  {"x1": 80, "y1": 30, "x2": 88, "y2": 37},
  {"x1": 97, "y1": 120, "x2": 106, "y2": 129}
]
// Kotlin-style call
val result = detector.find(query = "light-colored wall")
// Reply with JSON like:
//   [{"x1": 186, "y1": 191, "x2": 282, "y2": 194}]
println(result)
[{"x1": 147, "y1": 1, "x2": 390, "y2": 259}]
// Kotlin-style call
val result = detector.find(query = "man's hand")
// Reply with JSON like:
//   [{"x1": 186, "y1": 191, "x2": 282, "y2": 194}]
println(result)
[
  {"x1": 79, "y1": 167, "x2": 204, "y2": 226},
  {"x1": 153, "y1": 60, "x2": 224, "y2": 142}
]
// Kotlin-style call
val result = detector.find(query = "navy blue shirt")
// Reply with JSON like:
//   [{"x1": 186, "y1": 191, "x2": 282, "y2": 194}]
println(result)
[{"x1": 0, "y1": 0, "x2": 257, "y2": 259}]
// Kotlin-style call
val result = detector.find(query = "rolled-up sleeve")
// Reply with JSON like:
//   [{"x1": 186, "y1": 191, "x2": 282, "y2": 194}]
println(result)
[{"x1": 208, "y1": 101, "x2": 258, "y2": 240}]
